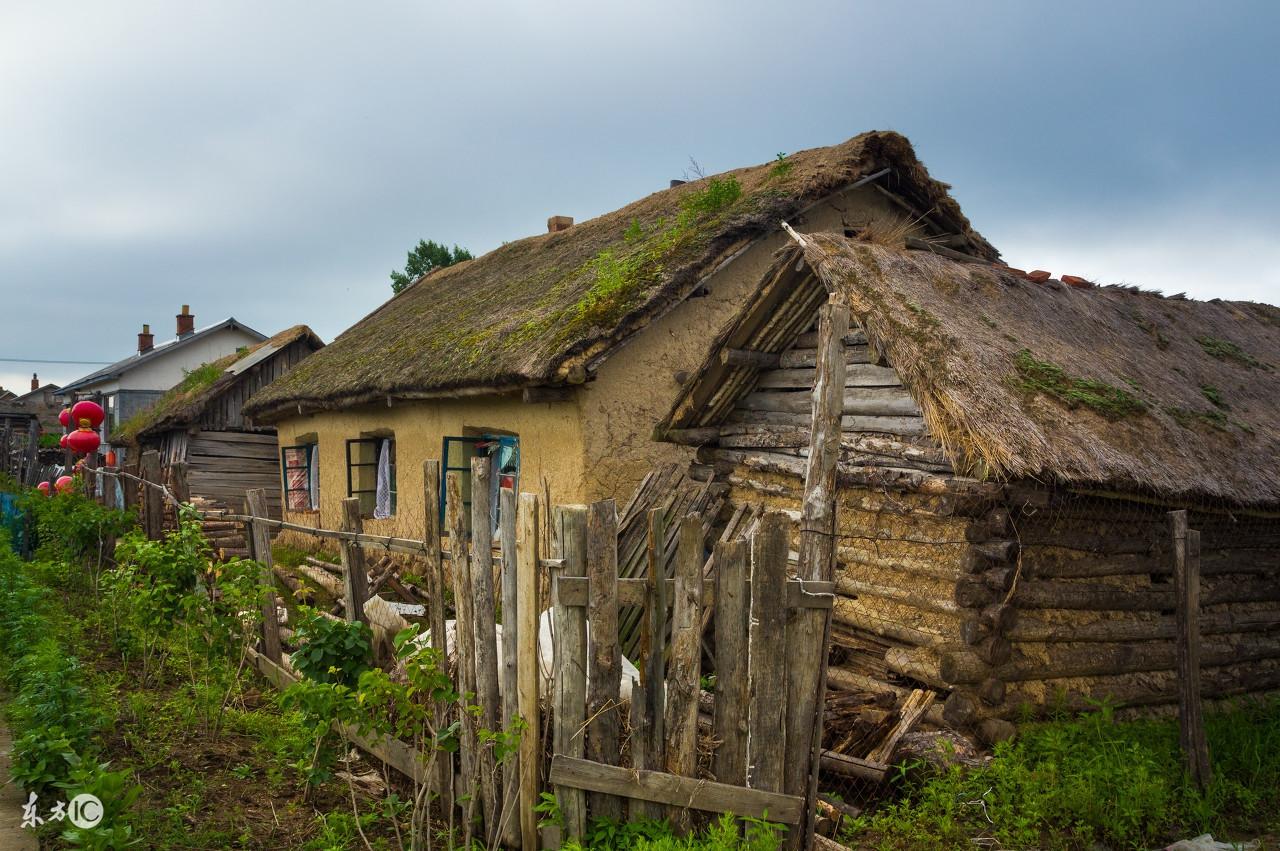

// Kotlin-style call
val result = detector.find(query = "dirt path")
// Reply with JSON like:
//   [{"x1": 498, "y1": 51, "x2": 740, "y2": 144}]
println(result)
[{"x1": 0, "y1": 722, "x2": 39, "y2": 849}]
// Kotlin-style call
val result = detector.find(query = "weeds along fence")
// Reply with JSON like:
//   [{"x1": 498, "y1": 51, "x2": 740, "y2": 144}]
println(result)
[{"x1": 82, "y1": 453, "x2": 855, "y2": 849}]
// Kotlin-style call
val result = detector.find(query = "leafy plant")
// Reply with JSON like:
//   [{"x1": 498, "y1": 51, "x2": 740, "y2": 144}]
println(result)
[{"x1": 289, "y1": 606, "x2": 372, "y2": 686}]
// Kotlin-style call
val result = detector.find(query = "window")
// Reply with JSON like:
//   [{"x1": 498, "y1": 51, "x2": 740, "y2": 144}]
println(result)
[
  {"x1": 282, "y1": 443, "x2": 319, "y2": 511},
  {"x1": 440, "y1": 433, "x2": 520, "y2": 535},
  {"x1": 348, "y1": 436, "x2": 396, "y2": 518}
]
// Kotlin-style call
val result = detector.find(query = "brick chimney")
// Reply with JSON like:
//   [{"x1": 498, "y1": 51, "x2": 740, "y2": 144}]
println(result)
[
  {"x1": 31, "y1": 373, "x2": 39, "y2": 391},
  {"x1": 138, "y1": 324, "x2": 154, "y2": 354},
  {"x1": 176, "y1": 304, "x2": 194, "y2": 338},
  {"x1": 547, "y1": 215, "x2": 573, "y2": 233}
]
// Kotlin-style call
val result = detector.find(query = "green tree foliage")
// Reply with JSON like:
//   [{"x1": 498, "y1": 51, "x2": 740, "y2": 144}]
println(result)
[{"x1": 389, "y1": 239, "x2": 473, "y2": 293}]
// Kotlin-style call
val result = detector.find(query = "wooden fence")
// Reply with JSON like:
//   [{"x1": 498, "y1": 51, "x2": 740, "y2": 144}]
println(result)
[{"x1": 79, "y1": 450, "x2": 850, "y2": 848}]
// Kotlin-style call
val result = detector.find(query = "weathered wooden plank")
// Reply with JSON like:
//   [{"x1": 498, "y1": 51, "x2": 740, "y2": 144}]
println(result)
[
  {"x1": 786, "y1": 301, "x2": 848, "y2": 849},
  {"x1": 516, "y1": 492, "x2": 542, "y2": 851},
  {"x1": 779, "y1": 346, "x2": 872, "y2": 369},
  {"x1": 551, "y1": 504, "x2": 590, "y2": 840},
  {"x1": 470, "y1": 456, "x2": 500, "y2": 834},
  {"x1": 665, "y1": 516, "x2": 704, "y2": 787},
  {"x1": 712, "y1": 538, "x2": 750, "y2": 788},
  {"x1": 498, "y1": 486, "x2": 520, "y2": 848},
  {"x1": 644, "y1": 508, "x2": 668, "y2": 785},
  {"x1": 585, "y1": 499, "x2": 623, "y2": 821},
  {"x1": 1173, "y1": 512, "x2": 1211, "y2": 789},
  {"x1": 739, "y1": 387, "x2": 919, "y2": 417},
  {"x1": 555, "y1": 576, "x2": 833, "y2": 609},
  {"x1": 722, "y1": 410, "x2": 926, "y2": 437},
  {"x1": 421, "y1": 459, "x2": 453, "y2": 811},
  {"x1": 141, "y1": 450, "x2": 164, "y2": 539},
  {"x1": 339, "y1": 498, "x2": 369, "y2": 625},
  {"x1": 246, "y1": 488, "x2": 282, "y2": 664},
  {"x1": 548, "y1": 756, "x2": 804, "y2": 824},
  {"x1": 754, "y1": 363, "x2": 901, "y2": 390},
  {"x1": 749, "y1": 511, "x2": 790, "y2": 792},
  {"x1": 446, "y1": 473, "x2": 477, "y2": 830}
]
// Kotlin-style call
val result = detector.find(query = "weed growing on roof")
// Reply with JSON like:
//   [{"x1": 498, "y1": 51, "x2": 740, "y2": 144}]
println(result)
[
  {"x1": 1012, "y1": 349, "x2": 1148, "y2": 420},
  {"x1": 1196, "y1": 334, "x2": 1265, "y2": 369},
  {"x1": 1200, "y1": 384, "x2": 1229, "y2": 409},
  {"x1": 769, "y1": 151, "x2": 793, "y2": 180},
  {"x1": 979, "y1": 314, "x2": 998, "y2": 329},
  {"x1": 565, "y1": 175, "x2": 744, "y2": 332}
]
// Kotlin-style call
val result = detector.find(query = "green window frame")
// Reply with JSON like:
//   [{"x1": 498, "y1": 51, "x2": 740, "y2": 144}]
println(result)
[{"x1": 347, "y1": 437, "x2": 396, "y2": 518}]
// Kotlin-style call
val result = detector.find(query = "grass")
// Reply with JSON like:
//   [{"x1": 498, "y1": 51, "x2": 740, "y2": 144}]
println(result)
[
  {"x1": 1196, "y1": 335, "x2": 1266, "y2": 369},
  {"x1": 844, "y1": 701, "x2": 1280, "y2": 850},
  {"x1": 1011, "y1": 348, "x2": 1148, "y2": 420}
]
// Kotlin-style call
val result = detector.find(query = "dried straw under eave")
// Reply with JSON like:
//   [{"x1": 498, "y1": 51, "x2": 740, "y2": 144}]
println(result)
[{"x1": 799, "y1": 233, "x2": 1280, "y2": 506}]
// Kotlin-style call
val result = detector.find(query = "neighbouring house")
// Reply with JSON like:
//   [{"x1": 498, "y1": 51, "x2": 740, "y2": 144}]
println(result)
[
  {"x1": 242, "y1": 129, "x2": 1279, "y2": 720},
  {"x1": 242, "y1": 131, "x2": 995, "y2": 543},
  {"x1": 0, "y1": 375, "x2": 63, "y2": 482},
  {"x1": 57, "y1": 306, "x2": 267, "y2": 456},
  {"x1": 657, "y1": 231, "x2": 1280, "y2": 723},
  {"x1": 11, "y1": 374, "x2": 62, "y2": 435},
  {"x1": 114, "y1": 325, "x2": 324, "y2": 518}
]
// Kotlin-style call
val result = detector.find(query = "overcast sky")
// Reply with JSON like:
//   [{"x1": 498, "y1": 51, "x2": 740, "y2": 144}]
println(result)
[{"x1": 2, "y1": 1, "x2": 1278, "y2": 393}]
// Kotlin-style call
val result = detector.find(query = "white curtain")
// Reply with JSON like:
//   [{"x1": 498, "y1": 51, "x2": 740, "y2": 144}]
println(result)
[
  {"x1": 374, "y1": 439, "x2": 391, "y2": 519},
  {"x1": 307, "y1": 445, "x2": 320, "y2": 509}
]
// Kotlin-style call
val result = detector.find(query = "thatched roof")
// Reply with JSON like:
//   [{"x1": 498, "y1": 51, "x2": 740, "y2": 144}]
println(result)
[
  {"x1": 244, "y1": 131, "x2": 995, "y2": 421},
  {"x1": 117, "y1": 325, "x2": 323, "y2": 443},
  {"x1": 799, "y1": 233, "x2": 1280, "y2": 506}
]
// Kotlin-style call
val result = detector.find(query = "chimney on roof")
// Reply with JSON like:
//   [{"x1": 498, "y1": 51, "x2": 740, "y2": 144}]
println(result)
[
  {"x1": 31, "y1": 373, "x2": 39, "y2": 392},
  {"x1": 547, "y1": 215, "x2": 573, "y2": 233},
  {"x1": 670, "y1": 179, "x2": 687, "y2": 188},
  {"x1": 176, "y1": 304, "x2": 194, "y2": 338},
  {"x1": 138, "y1": 324, "x2": 154, "y2": 354}
]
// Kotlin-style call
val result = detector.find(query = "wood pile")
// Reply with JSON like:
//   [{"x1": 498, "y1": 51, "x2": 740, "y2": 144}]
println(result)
[{"x1": 820, "y1": 686, "x2": 935, "y2": 774}]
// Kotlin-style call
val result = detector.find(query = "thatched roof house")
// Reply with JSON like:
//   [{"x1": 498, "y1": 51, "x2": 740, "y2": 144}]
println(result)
[{"x1": 120, "y1": 325, "x2": 323, "y2": 519}]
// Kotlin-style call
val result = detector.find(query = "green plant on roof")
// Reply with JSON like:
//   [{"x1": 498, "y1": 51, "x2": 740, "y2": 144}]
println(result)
[
  {"x1": 1196, "y1": 334, "x2": 1264, "y2": 369},
  {"x1": 769, "y1": 151, "x2": 793, "y2": 180},
  {"x1": 1012, "y1": 349, "x2": 1148, "y2": 420},
  {"x1": 114, "y1": 360, "x2": 232, "y2": 442},
  {"x1": 1165, "y1": 404, "x2": 1232, "y2": 432},
  {"x1": 1200, "y1": 384, "x2": 1229, "y2": 409}
]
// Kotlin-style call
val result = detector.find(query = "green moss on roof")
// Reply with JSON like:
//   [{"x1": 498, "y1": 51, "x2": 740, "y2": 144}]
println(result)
[
  {"x1": 1196, "y1": 334, "x2": 1266, "y2": 369},
  {"x1": 1012, "y1": 349, "x2": 1148, "y2": 420},
  {"x1": 244, "y1": 131, "x2": 997, "y2": 420}
]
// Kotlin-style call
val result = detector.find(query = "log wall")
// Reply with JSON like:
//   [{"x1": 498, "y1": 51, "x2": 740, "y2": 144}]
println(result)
[{"x1": 699, "y1": 316, "x2": 1280, "y2": 732}]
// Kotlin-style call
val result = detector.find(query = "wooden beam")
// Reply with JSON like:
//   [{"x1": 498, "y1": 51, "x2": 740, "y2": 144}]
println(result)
[
  {"x1": 749, "y1": 512, "x2": 790, "y2": 791},
  {"x1": 422, "y1": 459, "x2": 453, "y2": 810},
  {"x1": 548, "y1": 756, "x2": 804, "y2": 824},
  {"x1": 721, "y1": 348, "x2": 781, "y2": 369},
  {"x1": 661, "y1": 427, "x2": 720, "y2": 446},
  {"x1": 522, "y1": 386, "x2": 575, "y2": 403},
  {"x1": 553, "y1": 576, "x2": 833, "y2": 609},
  {"x1": 470, "y1": 456, "x2": 500, "y2": 834},
  {"x1": 498, "y1": 486, "x2": 520, "y2": 849},
  {"x1": 585, "y1": 499, "x2": 623, "y2": 821},
  {"x1": 446, "y1": 472, "x2": 476, "y2": 837},
  {"x1": 141, "y1": 450, "x2": 164, "y2": 539},
  {"x1": 712, "y1": 538, "x2": 750, "y2": 788},
  {"x1": 551, "y1": 504, "x2": 590, "y2": 840},
  {"x1": 664, "y1": 516, "x2": 704, "y2": 795}
]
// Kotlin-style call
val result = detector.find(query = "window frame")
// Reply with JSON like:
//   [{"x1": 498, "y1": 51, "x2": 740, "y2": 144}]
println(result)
[
  {"x1": 281, "y1": 443, "x2": 317, "y2": 512},
  {"x1": 347, "y1": 436, "x2": 397, "y2": 518}
]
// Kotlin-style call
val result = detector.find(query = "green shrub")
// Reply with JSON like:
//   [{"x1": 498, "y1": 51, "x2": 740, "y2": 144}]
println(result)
[
  {"x1": 289, "y1": 606, "x2": 372, "y2": 687},
  {"x1": 20, "y1": 489, "x2": 134, "y2": 565}
]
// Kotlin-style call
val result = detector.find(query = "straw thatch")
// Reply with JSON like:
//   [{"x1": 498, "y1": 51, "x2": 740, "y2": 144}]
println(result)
[
  {"x1": 799, "y1": 233, "x2": 1280, "y2": 505},
  {"x1": 244, "y1": 131, "x2": 995, "y2": 421},
  {"x1": 117, "y1": 325, "x2": 322, "y2": 443}
]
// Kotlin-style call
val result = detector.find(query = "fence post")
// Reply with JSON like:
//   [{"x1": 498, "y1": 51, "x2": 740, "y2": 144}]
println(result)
[
  {"x1": 83, "y1": 451, "x2": 98, "y2": 501},
  {"x1": 102, "y1": 467, "x2": 117, "y2": 510},
  {"x1": 749, "y1": 511, "x2": 790, "y2": 792},
  {"x1": 664, "y1": 515, "x2": 704, "y2": 832},
  {"x1": 713, "y1": 538, "x2": 750, "y2": 788},
  {"x1": 421, "y1": 459, "x2": 454, "y2": 812},
  {"x1": 787, "y1": 300, "x2": 849, "y2": 847},
  {"x1": 585, "y1": 499, "x2": 623, "y2": 822},
  {"x1": 499, "y1": 486, "x2": 522, "y2": 848},
  {"x1": 469, "y1": 456, "x2": 501, "y2": 836},
  {"x1": 1172, "y1": 510, "x2": 1212, "y2": 789},
  {"x1": 644, "y1": 508, "x2": 668, "y2": 773},
  {"x1": 552, "y1": 504, "x2": 589, "y2": 839},
  {"x1": 21, "y1": 426, "x2": 39, "y2": 487},
  {"x1": 140, "y1": 450, "x2": 164, "y2": 539},
  {"x1": 0, "y1": 421, "x2": 11, "y2": 478},
  {"x1": 247, "y1": 488, "x2": 283, "y2": 664},
  {"x1": 121, "y1": 455, "x2": 139, "y2": 511},
  {"x1": 445, "y1": 472, "x2": 476, "y2": 837},
  {"x1": 516, "y1": 492, "x2": 542, "y2": 851},
  {"x1": 171, "y1": 460, "x2": 190, "y2": 505},
  {"x1": 339, "y1": 498, "x2": 369, "y2": 624}
]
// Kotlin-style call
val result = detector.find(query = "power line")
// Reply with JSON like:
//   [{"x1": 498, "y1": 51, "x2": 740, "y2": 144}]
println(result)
[{"x1": 0, "y1": 357, "x2": 111, "y2": 365}]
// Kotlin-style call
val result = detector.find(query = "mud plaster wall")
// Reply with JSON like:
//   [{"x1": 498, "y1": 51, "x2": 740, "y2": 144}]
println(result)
[
  {"x1": 271, "y1": 393, "x2": 585, "y2": 546},
  {"x1": 579, "y1": 184, "x2": 906, "y2": 501}
]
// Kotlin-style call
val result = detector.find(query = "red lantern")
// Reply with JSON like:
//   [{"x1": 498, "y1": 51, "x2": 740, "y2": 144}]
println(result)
[
  {"x1": 67, "y1": 428, "x2": 101, "y2": 455},
  {"x1": 37, "y1": 481, "x2": 51, "y2": 496},
  {"x1": 105, "y1": 450, "x2": 118, "y2": 467},
  {"x1": 54, "y1": 475, "x2": 74, "y2": 493},
  {"x1": 71, "y1": 400, "x2": 105, "y2": 430},
  {"x1": 59, "y1": 408, "x2": 71, "y2": 428},
  {"x1": 59, "y1": 433, "x2": 69, "y2": 449}
]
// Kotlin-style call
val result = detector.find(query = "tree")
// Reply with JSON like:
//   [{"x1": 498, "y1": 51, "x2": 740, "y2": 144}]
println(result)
[{"x1": 390, "y1": 240, "x2": 474, "y2": 293}]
